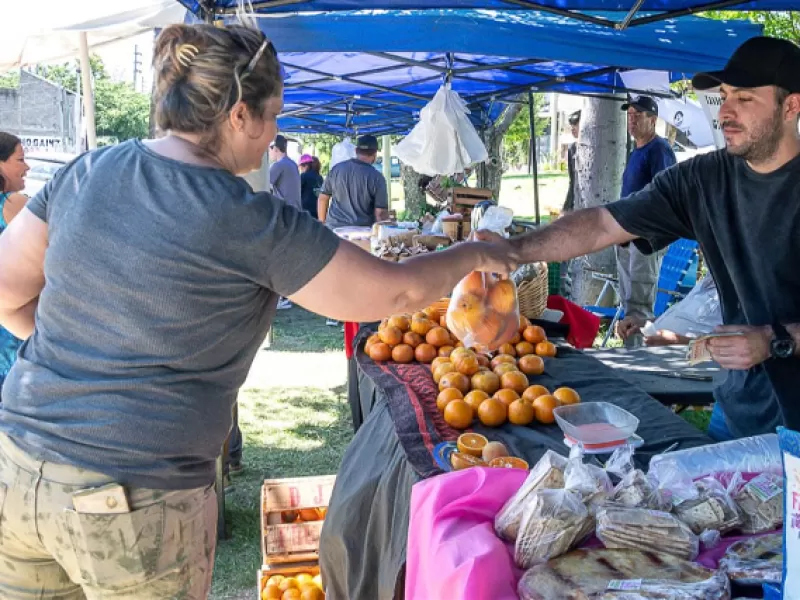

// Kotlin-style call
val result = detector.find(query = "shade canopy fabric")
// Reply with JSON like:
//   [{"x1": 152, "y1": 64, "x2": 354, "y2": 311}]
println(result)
[{"x1": 241, "y1": 9, "x2": 761, "y2": 134}]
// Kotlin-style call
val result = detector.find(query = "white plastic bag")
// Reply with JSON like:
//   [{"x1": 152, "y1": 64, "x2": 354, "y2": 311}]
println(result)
[
  {"x1": 330, "y1": 137, "x2": 356, "y2": 169},
  {"x1": 476, "y1": 205, "x2": 513, "y2": 238},
  {"x1": 394, "y1": 84, "x2": 488, "y2": 176},
  {"x1": 642, "y1": 275, "x2": 721, "y2": 339}
]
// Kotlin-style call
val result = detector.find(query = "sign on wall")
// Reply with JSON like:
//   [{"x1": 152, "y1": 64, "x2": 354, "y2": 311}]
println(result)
[
  {"x1": 695, "y1": 90, "x2": 726, "y2": 149},
  {"x1": 19, "y1": 136, "x2": 66, "y2": 153}
]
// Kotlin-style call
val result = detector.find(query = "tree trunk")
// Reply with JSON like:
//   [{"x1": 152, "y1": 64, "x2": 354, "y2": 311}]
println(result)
[
  {"x1": 477, "y1": 101, "x2": 524, "y2": 198},
  {"x1": 568, "y1": 96, "x2": 627, "y2": 305},
  {"x1": 400, "y1": 163, "x2": 428, "y2": 219}
]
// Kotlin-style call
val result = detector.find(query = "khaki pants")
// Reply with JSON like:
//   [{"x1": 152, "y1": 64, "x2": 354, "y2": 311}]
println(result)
[
  {"x1": 0, "y1": 433, "x2": 217, "y2": 599},
  {"x1": 616, "y1": 243, "x2": 663, "y2": 320}
]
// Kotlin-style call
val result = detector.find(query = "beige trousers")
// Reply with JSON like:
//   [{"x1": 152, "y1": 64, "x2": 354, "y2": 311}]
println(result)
[{"x1": 0, "y1": 433, "x2": 217, "y2": 599}]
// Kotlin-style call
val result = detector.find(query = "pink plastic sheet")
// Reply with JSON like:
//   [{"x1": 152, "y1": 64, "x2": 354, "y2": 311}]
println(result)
[{"x1": 405, "y1": 467, "x2": 780, "y2": 600}]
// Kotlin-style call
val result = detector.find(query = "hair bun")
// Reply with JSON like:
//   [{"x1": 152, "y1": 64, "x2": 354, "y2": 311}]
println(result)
[{"x1": 176, "y1": 44, "x2": 199, "y2": 69}]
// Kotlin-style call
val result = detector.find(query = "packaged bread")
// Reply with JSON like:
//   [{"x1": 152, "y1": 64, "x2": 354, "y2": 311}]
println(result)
[
  {"x1": 719, "y1": 533, "x2": 782, "y2": 585},
  {"x1": 596, "y1": 505, "x2": 699, "y2": 561},
  {"x1": 673, "y1": 476, "x2": 741, "y2": 535},
  {"x1": 732, "y1": 473, "x2": 783, "y2": 534}
]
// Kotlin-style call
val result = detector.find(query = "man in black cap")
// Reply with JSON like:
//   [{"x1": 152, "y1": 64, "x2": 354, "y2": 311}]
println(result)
[
  {"x1": 616, "y1": 96, "x2": 677, "y2": 345},
  {"x1": 562, "y1": 110, "x2": 581, "y2": 213},
  {"x1": 481, "y1": 36, "x2": 800, "y2": 441},
  {"x1": 269, "y1": 134, "x2": 302, "y2": 211},
  {"x1": 317, "y1": 134, "x2": 389, "y2": 230}
]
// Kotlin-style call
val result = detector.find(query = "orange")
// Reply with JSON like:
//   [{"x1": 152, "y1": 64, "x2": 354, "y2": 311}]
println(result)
[
  {"x1": 509, "y1": 332, "x2": 522, "y2": 345},
  {"x1": 391, "y1": 344, "x2": 415, "y2": 364},
  {"x1": 523, "y1": 325, "x2": 547, "y2": 344},
  {"x1": 280, "y1": 578, "x2": 300, "y2": 592},
  {"x1": 388, "y1": 315, "x2": 410, "y2": 332},
  {"x1": 449, "y1": 347, "x2": 472, "y2": 363},
  {"x1": 532, "y1": 395, "x2": 560, "y2": 424},
  {"x1": 415, "y1": 343, "x2": 438, "y2": 364},
  {"x1": 439, "y1": 372, "x2": 471, "y2": 394},
  {"x1": 410, "y1": 317, "x2": 434, "y2": 336},
  {"x1": 282, "y1": 590, "x2": 301, "y2": 600},
  {"x1": 519, "y1": 315, "x2": 531, "y2": 331},
  {"x1": 281, "y1": 510, "x2": 298, "y2": 523},
  {"x1": 478, "y1": 398, "x2": 507, "y2": 427},
  {"x1": 263, "y1": 585, "x2": 282, "y2": 600},
  {"x1": 470, "y1": 371, "x2": 501, "y2": 395},
  {"x1": 535, "y1": 341, "x2": 557, "y2": 358},
  {"x1": 402, "y1": 331, "x2": 424, "y2": 348},
  {"x1": 453, "y1": 292, "x2": 486, "y2": 326},
  {"x1": 423, "y1": 306, "x2": 440, "y2": 321},
  {"x1": 457, "y1": 432, "x2": 488, "y2": 457},
  {"x1": 267, "y1": 576, "x2": 286, "y2": 587},
  {"x1": 464, "y1": 390, "x2": 490, "y2": 412},
  {"x1": 437, "y1": 388, "x2": 464, "y2": 412},
  {"x1": 515, "y1": 341, "x2": 535, "y2": 357},
  {"x1": 482, "y1": 441, "x2": 510, "y2": 462},
  {"x1": 379, "y1": 318, "x2": 389, "y2": 330},
  {"x1": 431, "y1": 357, "x2": 451, "y2": 372},
  {"x1": 368, "y1": 342, "x2": 392, "y2": 362},
  {"x1": 497, "y1": 343, "x2": 516, "y2": 357},
  {"x1": 312, "y1": 575, "x2": 323, "y2": 590},
  {"x1": 494, "y1": 388, "x2": 520, "y2": 407},
  {"x1": 522, "y1": 385, "x2": 551, "y2": 404},
  {"x1": 493, "y1": 363, "x2": 519, "y2": 378},
  {"x1": 298, "y1": 508, "x2": 323, "y2": 521},
  {"x1": 450, "y1": 451, "x2": 487, "y2": 470},
  {"x1": 300, "y1": 586, "x2": 324, "y2": 600},
  {"x1": 412, "y1": 311, "x2": 428, "y2": 321},
  {"x1": 490, "y1": 354, "x2": 517, "y2": 369},
  {"x1": 460, "y1": 271, "x2": 486, "y2": 295},
  {"x1": 489, "y1": 456, "x2": 529, "y2": 470},
  {"x1": 440, "y1": 315, "x2": 448, "y2": 328},
  {"x1": 443, "y1": 399, "x2": 473, "y2": 429},
  {"x1": 296, "y1": 575, "x2": 314, "y2": 586},
  {"x1": 380, "y1": 326, "x2": 403, "y2": 346},
  {"x1": 553, "y1": 387, "x2": 581, "y2": 405},
  {"x1": 454, "y1": 354, "x2": 480, "y2": 376},
  {"x1": 518, "y1": 354, "x2": 545, "y2": 376},
  {"x1": 475, "y1": 354, "x2": 490, "y2": 368},
  {"x1": 438, "y1": 345, "x2": 455, "y2": 358},
  {"x1": 433, "y1": 362, "x2": 456, "y2": 384},
  {"x1": 508, "y1": 400, "x2": 536, "y2": 425},
  {"x1": 501, "y1": 370, "x2": 529, "y2": 394},
  {"x1": 365, "y1": 334, "x2": 381, "y2": 352},
  {"x1": 488, "y1": 279, "x2": 517, "y2": 313},
  {"x1": 426, "y1": 327, "x2": 452, "y2": 348}
]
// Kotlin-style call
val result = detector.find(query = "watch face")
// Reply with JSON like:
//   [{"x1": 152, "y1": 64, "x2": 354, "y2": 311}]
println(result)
[{"x1": 772, "y1": 338, "x2": 795, "y2": 359}]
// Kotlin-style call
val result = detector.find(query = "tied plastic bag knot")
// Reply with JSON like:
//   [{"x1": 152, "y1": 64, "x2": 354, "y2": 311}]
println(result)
[{"x1": 475, "y1": 205, "x2": 513, "y2": 238}]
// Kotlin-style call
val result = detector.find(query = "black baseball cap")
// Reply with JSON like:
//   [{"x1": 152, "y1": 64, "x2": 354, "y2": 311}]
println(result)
[
  {"x1": 270, "y1": 134, "x2": 288, "y2": 153},
  {"x1": 568, "y1": 110, "x2": 581, "y2": 125},
  {"x1": 693, "y1": 36, "x2": 800, "y2": 93},
  {"x1": 621, "y1": 96, "x2": 658, "y2": 116},
  {"x1": 356, "y1": 135, "x2": 379, "y2": 151}
]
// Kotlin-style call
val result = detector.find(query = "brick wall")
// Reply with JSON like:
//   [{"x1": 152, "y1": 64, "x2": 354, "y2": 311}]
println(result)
[{"x1": 0, "y1": 71, "x2": 77, "y2": 153}]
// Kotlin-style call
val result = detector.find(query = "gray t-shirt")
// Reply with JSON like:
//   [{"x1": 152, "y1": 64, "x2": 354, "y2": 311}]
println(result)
[
  {"x1": 0, "y1": 140, "x2": 339, "y2": 490},
  {"x1": 322, "y1": 158, "x2": 388, "y2": 230},
  {"x1": 269, "y1": 156, "x2": 302, "y2": 210},
  {"x1": 606, "y1": 149, "x2": 800, "y2": 438}
]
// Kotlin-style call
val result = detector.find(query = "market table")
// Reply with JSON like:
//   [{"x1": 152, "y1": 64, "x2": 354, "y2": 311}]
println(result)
[
  {"x1": 320, "y1": 330, "x2": 713, "y2": 600},
  {"x1": 584, "y1": 345, "x2": 722, "y2": 407}
]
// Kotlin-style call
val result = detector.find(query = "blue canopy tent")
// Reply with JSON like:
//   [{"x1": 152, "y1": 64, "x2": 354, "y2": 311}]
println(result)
[
  {"x1": 227, "y1": 9, "x2": 762, "y2": 135},
  {"x1": 178, "y1": 0, "x2": 797, "y2": 29}
]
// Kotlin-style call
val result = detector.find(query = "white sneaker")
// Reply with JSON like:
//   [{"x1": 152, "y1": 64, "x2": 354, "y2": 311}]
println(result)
[
  {"x1": 326, "y1": 319, "x2": 340, "y2": 326},
  {"x1": 277, "y1": 299, "x2": 293, "y2": 310}
]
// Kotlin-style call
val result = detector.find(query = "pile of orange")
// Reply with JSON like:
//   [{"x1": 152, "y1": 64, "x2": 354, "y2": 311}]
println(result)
[
  {"x1": 365, "y1": 309, "x2": 459, "y2": 364},
  {"x1": 446, "y1": 272, "x2": 521, "y2": 351},
  {"x1": 261, "y1": 572, "x2": 324, "y2": 600}
]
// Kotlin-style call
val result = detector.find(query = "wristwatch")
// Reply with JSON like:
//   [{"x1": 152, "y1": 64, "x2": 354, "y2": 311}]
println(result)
[{"x1": 770, "y1": 323, "x2": 796, "y2": 359}]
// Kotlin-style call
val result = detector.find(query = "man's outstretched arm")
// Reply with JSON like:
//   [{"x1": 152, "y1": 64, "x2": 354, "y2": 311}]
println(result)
[{"x1": 508, "y1": 206, "x2": 637, "y2": 264}]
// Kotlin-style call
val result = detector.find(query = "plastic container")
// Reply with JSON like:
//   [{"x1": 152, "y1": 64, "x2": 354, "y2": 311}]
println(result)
[{"x1": 553, "y1": 402, "x2": 640, "y2": 450}]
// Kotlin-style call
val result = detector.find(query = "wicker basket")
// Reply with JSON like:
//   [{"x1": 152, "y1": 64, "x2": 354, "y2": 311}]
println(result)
[{"x1": 517, "y1": 262, "x2": 549, "y2": 320}]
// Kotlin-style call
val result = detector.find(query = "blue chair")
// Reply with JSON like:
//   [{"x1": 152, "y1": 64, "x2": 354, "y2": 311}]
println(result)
[{"x1": 584, "y1": 239, "x2": 699, "y2": 346}]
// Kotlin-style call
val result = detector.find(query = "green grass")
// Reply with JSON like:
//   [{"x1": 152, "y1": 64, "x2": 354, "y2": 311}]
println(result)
[
  {"x1": 210, "y1": 309, "x2": 351, "y2": 600},
  {"x1": 678, "y1": 407, "x2": 712, "y2": 433}
]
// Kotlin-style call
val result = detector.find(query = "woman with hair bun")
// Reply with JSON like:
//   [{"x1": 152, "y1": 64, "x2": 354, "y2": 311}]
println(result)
[{"x1": 0, "y1": 23, "x2": 517, "y2": 598}]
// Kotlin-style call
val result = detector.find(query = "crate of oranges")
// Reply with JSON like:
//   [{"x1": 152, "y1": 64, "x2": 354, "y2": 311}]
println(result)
[
  {"x1": 261, "y1": 475, "x2": 335, "y2": 566},
  {"x1": 259, "y1": 564, "x2": 325, "y2": 600}
]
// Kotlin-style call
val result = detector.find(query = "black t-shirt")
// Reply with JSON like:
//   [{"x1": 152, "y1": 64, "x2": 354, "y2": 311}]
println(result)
[
  {"x1": 606, "y1": 149, "x2": 800, "y2": 438},
  {"x1": 301, "y1": 170, "x2": 324, "y2": 219}
]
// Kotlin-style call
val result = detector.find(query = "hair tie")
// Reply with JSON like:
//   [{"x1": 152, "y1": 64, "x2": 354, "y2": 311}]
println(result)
[{"x1": 176, "y1": 44, "x2": 199, "y2": 68}]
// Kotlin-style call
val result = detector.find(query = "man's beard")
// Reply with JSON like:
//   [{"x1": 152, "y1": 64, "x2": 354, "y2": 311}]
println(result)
[{"x1": 724, "y1": 105, "x2": 784, "y2": 163}]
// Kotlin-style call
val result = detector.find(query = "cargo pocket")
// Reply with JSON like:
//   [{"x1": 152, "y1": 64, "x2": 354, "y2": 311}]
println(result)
[{"x1": 65, "y1": 501, "x2": 167, "y2": 590}]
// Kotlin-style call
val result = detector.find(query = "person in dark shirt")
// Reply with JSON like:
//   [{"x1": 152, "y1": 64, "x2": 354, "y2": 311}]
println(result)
[
  {"x1": 299, "y1": 153, "x2": 324, "y2": 219},
  {"x1": 480, "y1": 36, "x2": 800, "y2": 442},
  {"x1": 562, "y1": 110, "x2": 580, "y2": 213},
  {"x1": 616, "y1": 96, "x2": 677, "y2": 344}
]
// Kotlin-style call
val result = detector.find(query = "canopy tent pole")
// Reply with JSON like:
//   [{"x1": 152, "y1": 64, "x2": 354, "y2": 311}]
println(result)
[
  {"x1": 78, "y1": 32, "x2": 97, "y2": 150},
  {"x1": 528, "y1": 90, "x2": 540, "y2": 226},
  {"x1": 382, "y1": 135, "x2": 392, "y2": 201}
]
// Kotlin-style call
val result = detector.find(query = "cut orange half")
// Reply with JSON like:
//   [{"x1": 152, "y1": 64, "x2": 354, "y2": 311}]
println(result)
[
  {"x1": 488, "y1": 456, "x2": 529, "y2": 470},
  {"x1": 456, "y1": 433, "x2": 488, "y2": 457},
  {"x1": 450, "y1": 452, "x2": 487, "y2": 470}
]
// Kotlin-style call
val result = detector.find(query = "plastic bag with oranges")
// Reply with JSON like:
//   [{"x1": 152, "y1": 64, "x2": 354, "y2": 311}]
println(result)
[{"x1": 446, "y1": 271, "x2": 520, "y2": 351}]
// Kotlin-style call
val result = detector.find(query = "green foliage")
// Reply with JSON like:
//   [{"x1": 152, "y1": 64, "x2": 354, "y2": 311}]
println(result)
[
  {"x1": 502, "y1": 94, "x2": 548, "y2": 169},
  {"x1": 704, "y1": 10, "x2": 799, "y2": 42},
  {"x1": 0, "y1": 71, "x2": 20, "y2": 89}
]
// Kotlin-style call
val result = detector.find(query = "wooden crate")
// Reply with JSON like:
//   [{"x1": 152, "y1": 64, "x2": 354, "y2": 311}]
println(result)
[
  {"x1": 447, "y1": 187, "x2": 493, "y2": 212},
  {"x1": 261, "y1": 475, "x2": 336, "y2": 566},
  {"x1": 257, "y1": 562, "x2": 322, "y2": 599}
]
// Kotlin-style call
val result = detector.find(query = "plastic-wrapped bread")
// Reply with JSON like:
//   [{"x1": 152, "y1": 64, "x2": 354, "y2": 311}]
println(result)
[
  {"x1": 719, "y1": 533, "x2": 782, "y2": 585},
  {"x1": 596, "y1": 505, "x2": 699, "y2": 561},
  {"x1": 732, "y1": 473, "x2": 784, "y2": 534},
  {"x1": 673, "y1": 477, "x2": 741, "y2": 535}
]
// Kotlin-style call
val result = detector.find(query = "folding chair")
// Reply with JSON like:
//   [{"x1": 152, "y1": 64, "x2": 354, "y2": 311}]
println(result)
[{"x1": 583, "y1": 239, "x2": 699, "y2": 346}]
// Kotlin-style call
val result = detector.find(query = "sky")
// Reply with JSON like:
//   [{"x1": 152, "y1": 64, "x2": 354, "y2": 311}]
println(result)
[{"x1": 95, "y1": 33, "x2": 155, "y2": 93}]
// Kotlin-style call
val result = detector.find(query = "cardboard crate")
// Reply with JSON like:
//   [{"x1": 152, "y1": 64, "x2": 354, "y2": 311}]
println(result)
[
  {"x1": 257, "y1": 562, "x2": 322, "y2": 599},
  {"x1": 261, "y1": 475, "x2": 336, "y2": 566}
]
